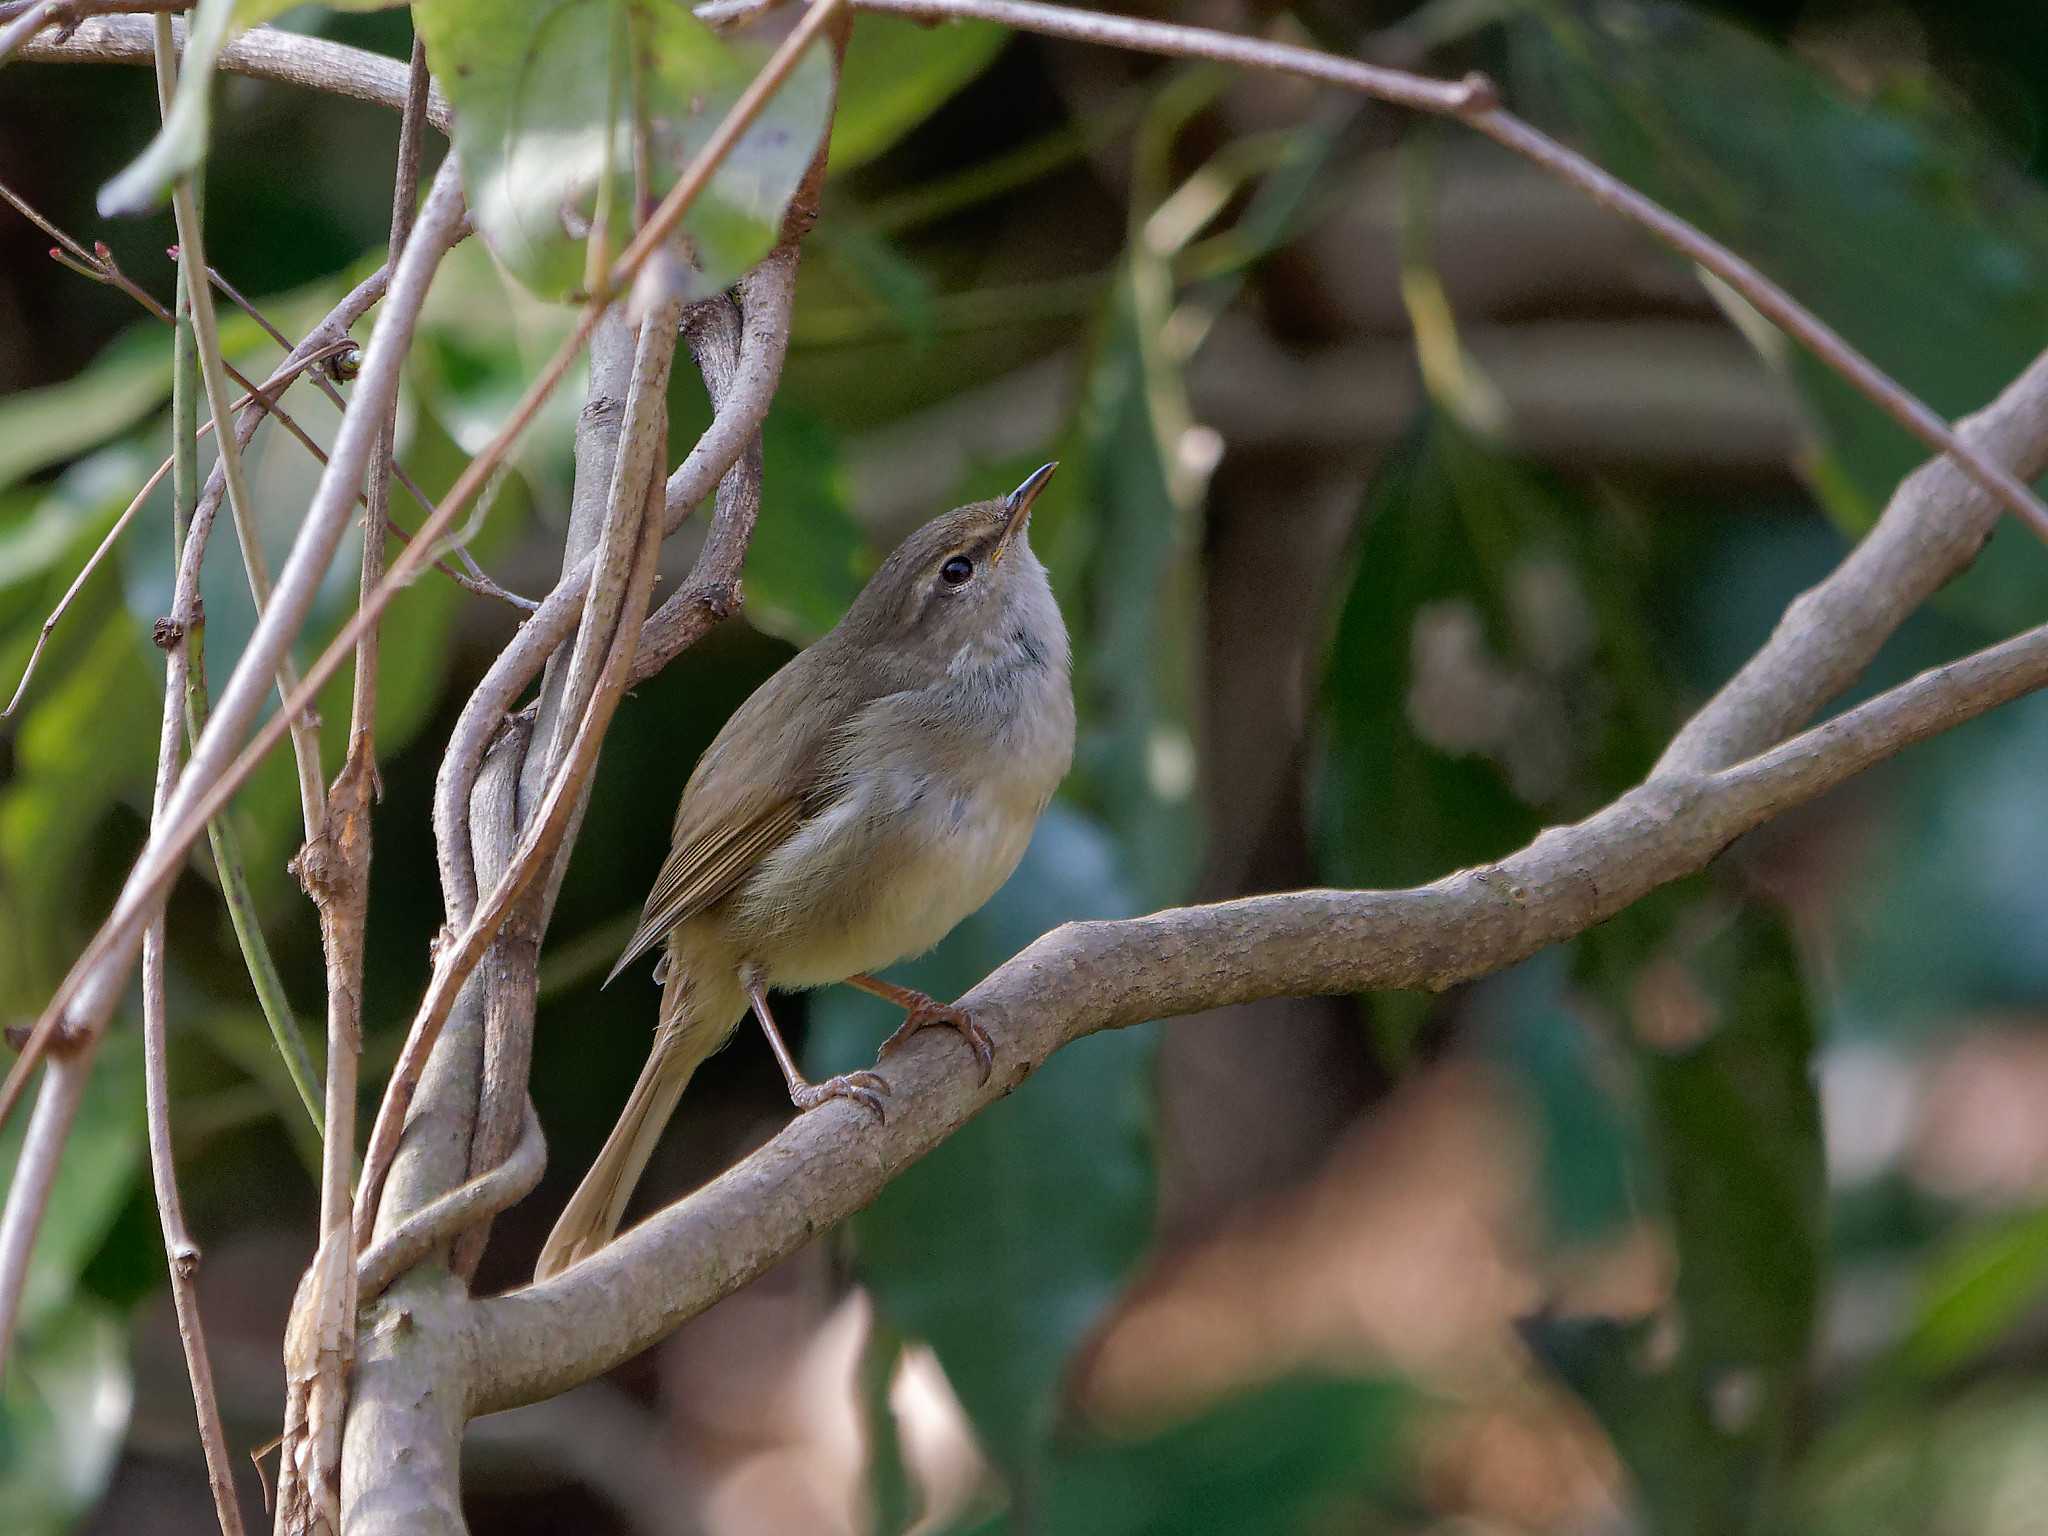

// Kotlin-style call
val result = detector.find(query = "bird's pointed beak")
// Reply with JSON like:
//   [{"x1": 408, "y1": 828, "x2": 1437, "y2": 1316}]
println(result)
[{"x1": 993, "y1": 461, "x2": 1058, "y2": 564}]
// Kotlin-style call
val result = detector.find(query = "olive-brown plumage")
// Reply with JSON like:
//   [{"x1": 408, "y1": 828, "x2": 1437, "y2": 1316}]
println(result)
[{"x1": 537, "y1": 465, "x2": 1072, "y2": 1279}]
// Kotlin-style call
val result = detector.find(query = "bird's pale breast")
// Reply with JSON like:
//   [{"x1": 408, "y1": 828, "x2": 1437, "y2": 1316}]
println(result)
[{"x1": 732, "y1": 642, "x2": 1073, "y2": 991}]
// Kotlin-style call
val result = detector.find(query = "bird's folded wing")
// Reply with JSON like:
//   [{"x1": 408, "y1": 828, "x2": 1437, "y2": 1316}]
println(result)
[{"x1": 604, "y1": 797, "x2": 803, "y2": 983}]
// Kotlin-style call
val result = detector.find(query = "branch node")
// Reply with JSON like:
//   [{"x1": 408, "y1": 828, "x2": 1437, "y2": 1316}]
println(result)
[
  {"x1": 700, "y1": 578, "x2": 741, "y2": 621},
  {"x1": 1453, "y1": 70, "x2": 1499, "y2": 115}
]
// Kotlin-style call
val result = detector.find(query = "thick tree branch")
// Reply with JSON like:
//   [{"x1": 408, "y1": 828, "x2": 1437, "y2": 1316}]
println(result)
[
  {"x1": 354, "y1": 494, "x2": 668, "y2": 1247},
  {"x1": 1659, "y1": 344, "x2": 2048, "y2": 774},
  {"x1": 458, "y1": 304, "x2": 684, "y2": 1277},
  {"x1": 338, "y1": 1277, "x2": 474, "y2": 1536},
  {"x1": 468, "y1": 615, "x2": 2048, "y2": 1410}
]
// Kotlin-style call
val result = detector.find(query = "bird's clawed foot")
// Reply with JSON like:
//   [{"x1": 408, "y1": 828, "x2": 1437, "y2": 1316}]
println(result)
[
  {"x1": 879, "y1": 998, "x2": 994, "y2": 1084},
  {"x1": 790, "y1": 1069, "x2": 890, "y2": 1121}
]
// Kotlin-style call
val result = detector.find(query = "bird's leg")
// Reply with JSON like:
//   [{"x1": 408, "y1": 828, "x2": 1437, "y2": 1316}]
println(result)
[
  {"x1": 745, "y1": 972, "x2": 889, "y2": 1119},
  {"x1": 844, "y1": 973, "x2": 994, "y2": 1084}
]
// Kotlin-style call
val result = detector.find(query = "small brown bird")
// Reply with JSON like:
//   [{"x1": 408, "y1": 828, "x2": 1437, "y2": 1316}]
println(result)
[{"x1": 536, "y1": 464, "x2": 1073, "y2": 1279}]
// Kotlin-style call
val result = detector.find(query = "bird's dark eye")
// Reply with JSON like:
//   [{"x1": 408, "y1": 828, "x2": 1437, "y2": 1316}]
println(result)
[{"x1": 940, "y1": 555, "x2": 974, "y2": 586}]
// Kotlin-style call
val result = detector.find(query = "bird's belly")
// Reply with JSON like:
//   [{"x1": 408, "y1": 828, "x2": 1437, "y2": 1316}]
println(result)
[{"x1": 747, "y1": 775, "x2": 1042, "y2": 990}]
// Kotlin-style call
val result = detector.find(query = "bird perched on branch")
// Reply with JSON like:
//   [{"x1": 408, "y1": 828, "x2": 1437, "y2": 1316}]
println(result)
[{"x1": 537, "y1": 463, "x2": 1072, "y2": 1280}]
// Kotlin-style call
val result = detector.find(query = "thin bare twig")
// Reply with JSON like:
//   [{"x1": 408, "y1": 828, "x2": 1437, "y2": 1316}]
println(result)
[
  {"x1": 1, "y1": 454, "x2": 171, "y2": 720},
  {"x1": 199, "y1": 263, "x2": 534, "y2": 613},
  {"x1": 137, "y1": 31, "x2": 263, "y2": 1531},
  {"x1": 0, "y1": 178, "x2": 459, "y2": 1308},
  {"x1": 274, "y1": 51, "x2": 434, "y2": 1532},
  {"x1": 142, "y1": 557, "x2": 249, "y2": 1536},
  {"x1": 157, "y1": 37, "x2": 327, "y2": 843}
]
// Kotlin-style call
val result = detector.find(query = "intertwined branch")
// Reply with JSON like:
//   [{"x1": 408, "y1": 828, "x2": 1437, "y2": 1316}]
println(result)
[{"x1": 5, "y1": 4, "x2": 2048, "y2": 1533}]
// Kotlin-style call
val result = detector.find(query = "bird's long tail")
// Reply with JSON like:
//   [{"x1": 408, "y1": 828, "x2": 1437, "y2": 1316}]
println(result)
[{"x1": 534, "y1": 964, "x2": 729, "y2": 1280}]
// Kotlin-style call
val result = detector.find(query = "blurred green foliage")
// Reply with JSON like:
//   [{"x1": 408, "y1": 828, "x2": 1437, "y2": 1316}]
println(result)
[{"x1": 4, "y1": 0, "x2": 2048, "y2": 1532}]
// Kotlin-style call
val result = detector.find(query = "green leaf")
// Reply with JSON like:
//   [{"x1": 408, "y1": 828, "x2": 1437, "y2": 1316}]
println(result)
[
  {"x1": 1015, "y1": 1376, "x2": 1407, "y2": 1536},
  {"x1": 742, "y1": 405, "x2": 869, "y2": 642},
  {"x1": 805, "y1": 805, "x2": 1153, "y2": 1497},
  {"x1": 1543, "y1": 899, "x2": 1824, "y2": 1535},
  {"x1": 0, "y1": 1301, "x2": 132, "y2": 1535},
  {"x1": 0, "y1": 331, "x2": 172, "y2": 493},
  {"x1": 857, "y1": 1321, "x2": 916, "y2": 1536},
  {"x1": 0, "y1": 1029, "x2": 145, "y2": 1332},
  {"x1": 98, "y1": 0, "x2": 403, "y2": 216},
  {"x1": 1313, "y1": 416, "x2": 1666, "y2": 893},
  {"x1": 414, "y1": 0, "x2": 835, "y2": 302},
  {"x1": 1643, "y1": 908, "x2": 1823, "y2": 1376},
  {"x1": 0, "y1": 617, "x2": 160, "y2": 992},
  {"x1": 1507, "y1": 0, "x2": 2048, "y2": 636},
  {"x1": 1896, "y1": 1206, "x2": 2048, "y2": 1379},
  {"x1": 1056, "y1": 276, "x2": 1205, "y2": 908},
  {"x1": 829, "y1": 15, "x2": 1008, "y2": 175},
  {"x1": 1471, "y1": 949, "x2": 1644, "y2": 1247}
]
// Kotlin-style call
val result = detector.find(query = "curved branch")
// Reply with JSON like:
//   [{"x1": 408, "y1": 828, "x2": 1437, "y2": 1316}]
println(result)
[
  {"x1": 468, "y1": 616, "x2": 2048, "y2": 1412},
  {"x1": 1658, "y1": 344, "x2": 2048, "y2": 774},
  {"x1": 358, "y1": 1101, "x2": 546, "y2": 1303},
  {"x1": 431, "y1": 250, "x2": 796, "y2": 922},
  {"x1": 21, "y1": 15, "x2": 451, "y2": 129},
  {"x1": 354, "y1": 501, "x2": 666, "y2": 1249}
]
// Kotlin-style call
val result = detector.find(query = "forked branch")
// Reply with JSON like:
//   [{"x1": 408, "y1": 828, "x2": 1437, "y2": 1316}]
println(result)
[{"x1": 471, "y1": 606, "x2": 2048, "y2": 1409}]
